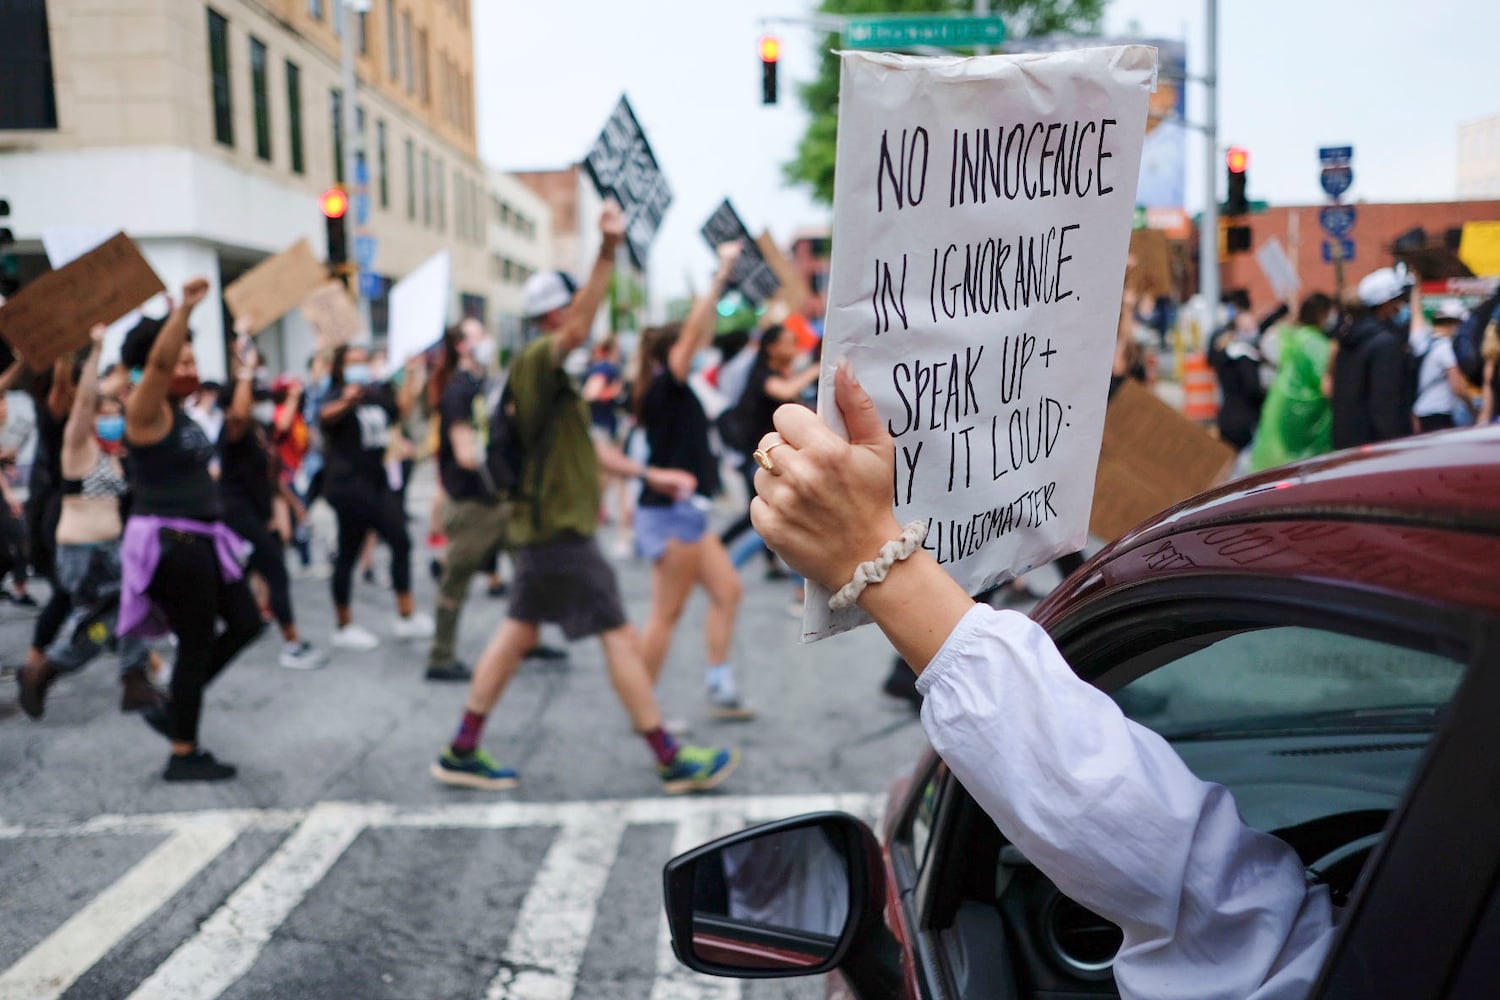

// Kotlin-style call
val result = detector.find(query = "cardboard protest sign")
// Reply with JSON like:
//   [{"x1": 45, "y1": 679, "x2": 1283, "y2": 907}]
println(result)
[
  {"x1": 1128, "y1": 227, "x2": 1172, "y2": 298},
  {"x1": 223, "y1": 240, "x2": 328, "y2": 335},
  {"x1": 699, "y1": 199, "x2": 780, "y2": 306},
  {"x1": 0, "y1": 233, "x2": 164, "y2": 369},
  {"x1": 804, "y1": 47, "x2": 1155, "y2": 641},
  {"x1": 1090, "y1": 379, "x2": 1235, "y2": 542},
  {"x1": 300, "y1": 281, "x2": 364, "y2": 351},
  {"x1": 583, "y1": 95, "x2": 673, "y2": 270},
  {"x1": 1459, "y1": 221, "x2": 1500, "y2": 278},
  {"x1": 755, "y1": 231, "x2": 811, "y2": 316},
  {"x1": 41, "y1": 226, "x2": 155, "y2": 369},
  {"x1": 1255, "y1": 236, "x2": 1299, "y2": 303},
  {"x1": 386, "y1": 250, "x2": 450, "y2": 371}
]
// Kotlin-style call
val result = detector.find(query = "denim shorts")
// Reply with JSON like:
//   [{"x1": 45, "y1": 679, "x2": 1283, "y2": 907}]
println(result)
[{"x1": 634, "y1": 498, "x2": 710, "y2": 562}]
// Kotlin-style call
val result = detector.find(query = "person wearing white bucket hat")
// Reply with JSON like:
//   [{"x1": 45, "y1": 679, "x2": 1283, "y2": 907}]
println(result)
[{"x1": 1331, "y1": 266, "x2": 1413, "y2": 449}]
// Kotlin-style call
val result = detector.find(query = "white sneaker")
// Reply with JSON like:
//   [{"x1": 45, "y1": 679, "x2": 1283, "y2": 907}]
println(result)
[
  {"x1": 279, "y1": 641, "x2": 329, "y2": 670},
  {"x1": 392, "y1": 611, "x2": 435, "y2": 641},
  {"x1": 331, "y1": 624, "x2": 380, "y2": 651}
]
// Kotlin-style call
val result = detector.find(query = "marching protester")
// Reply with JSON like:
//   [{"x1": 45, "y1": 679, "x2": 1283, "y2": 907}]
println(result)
[
  {"x1": 119, "y1": 280, "x2": 265, "y2": 781},
  {"x1": 1410, "y1": 295, "x2": 1470, "y2": 433},
  {"x1": 318, "y1": 343, "x2": 433, "y2": 651},
  {"x1": 633, "y1": 243, "x2": 752, "y2": 721},
  {"x1": 271, "y1": 373, "x2": 319, "y2": 576},
  {"x1": 1249, "y1": 292, "x2": 1337, "y2": 472},
  {"x1": 1332, "y1": 267, "x2": 1413, "y2": 449},
  {"x1": 21, "y1": 358, "x2": 77, "y2": 683},
  {"x1": 582, "y1": 335, "x2": 632, "y2": 549},
  {"x1": 219, "y1": 334, "x2": 325, "y2": 670},
  {"x1": 17, "y1": 325, "x2": 162, "y2": 719},
  {"x1": 430, "y1": 202, "x2": 739, "y2": 794}
]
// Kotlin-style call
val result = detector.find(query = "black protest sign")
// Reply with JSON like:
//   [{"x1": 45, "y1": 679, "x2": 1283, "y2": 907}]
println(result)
[
  {"x1": 700, "y1": 199, "x2": 781, "y2": 306},
  {"x1": 583, "y1": 95, "x2": 672, "y2": 270}
]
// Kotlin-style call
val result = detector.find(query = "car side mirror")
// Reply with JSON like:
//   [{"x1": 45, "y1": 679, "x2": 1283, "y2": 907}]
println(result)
[{"x1": 662, "y1": 811, "x2": 884, "y2": 979}]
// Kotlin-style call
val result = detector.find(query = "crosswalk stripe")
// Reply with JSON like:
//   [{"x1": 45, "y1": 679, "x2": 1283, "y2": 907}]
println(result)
[
  {"x1": 484, "y1": 804, "x2": 628, "y2": 1000},
  {"x1": 125, "y1": 802, "x2": 378, "y2": 1000},
  {"x1": 649, "y1": 805, "x2": 749, "y2": 1000},
  {"x1": 0, "y1": 816, "x2": 244, "y2": 1000}
]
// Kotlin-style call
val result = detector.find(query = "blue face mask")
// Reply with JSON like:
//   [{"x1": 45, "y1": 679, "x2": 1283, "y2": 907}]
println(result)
[
  {"x1": 95, "y1": 414, "x2": 125, "y2": 442},
  {"x1": 1395, "y1": 304, "x2": 1412, "y2": 327},
  {"x1": 344, "y1": 363, "x2": 372, "y2": 386}
]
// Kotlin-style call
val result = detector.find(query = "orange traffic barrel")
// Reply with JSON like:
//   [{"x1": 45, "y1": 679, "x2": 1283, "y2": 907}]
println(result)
[{"x1": 1182, "y1": 352, "x2": 1218, "y2": 423}]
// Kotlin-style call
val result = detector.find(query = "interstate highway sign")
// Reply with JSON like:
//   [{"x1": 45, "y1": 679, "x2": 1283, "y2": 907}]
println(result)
[
  {"x1": 845, "y1": 15, "x2": 1006, "y2": 50},
  {"x1": 1319, "y1": 205, "x2": 1357, "y2": 239}
]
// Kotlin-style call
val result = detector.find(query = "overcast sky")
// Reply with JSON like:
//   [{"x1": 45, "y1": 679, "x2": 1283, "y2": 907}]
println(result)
[{"x1": 473, "y1": 0, "x2": 1500, "y2": 306}]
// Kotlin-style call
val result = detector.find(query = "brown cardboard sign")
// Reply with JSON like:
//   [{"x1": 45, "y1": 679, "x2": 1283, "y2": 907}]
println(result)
[
  {"x1": 223, "y1": 239, "x2": 328, "y2": 335},
  {"x1": 1090, "y1": 379, "x2": 1236, "y2": 542},
  {"x1": 299, "y1": 281, "x2": 364, "y2": 351},
  {"x1": 755, "y1": 230, "x2": 811, "y2": 317},
  {"x1": 1127, "y1": 228, "x2": 1172, "y2": 299},
  {"x1": 0, "y1": 232, "x2": 164, "y2": 369}
]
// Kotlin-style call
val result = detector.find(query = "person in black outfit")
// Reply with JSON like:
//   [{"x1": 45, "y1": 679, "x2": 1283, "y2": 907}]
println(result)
[
  {"x1": 121, "y1": 281, "x2": 265, "y2": 781},
  {"x1": 1331, "y1": 267, "x2": 1413, "y2": 449},
  {"x1": 1206, "y1": 290, "x2": 1287, "y2": 452},
  {"x1": 22, "y1": 359, "x2": 76, "y2": 676},
  {"x1": 319, "y1": 343, "x2": 432, "y2": 651}
]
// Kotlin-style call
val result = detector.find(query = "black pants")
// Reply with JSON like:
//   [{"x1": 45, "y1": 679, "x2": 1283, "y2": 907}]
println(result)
[
  {"x1": 718, "y1": 456, "x2": 766, "y2": 557},
  {"x1": 26, "y1": 486, "x2": 70, "y2": 649},
  {"x1": 224, "y1": 499, "x2": 293, "y2": 629},
  {"x1": 147, "y1": 532, "x2": 264, "y2": 745},
  {"x1": 1418, "y1": 413, "x2": 1456, "y2": 433},
  {"x1": 327, "y1": 487, "x2": 412, "y2": 607}
]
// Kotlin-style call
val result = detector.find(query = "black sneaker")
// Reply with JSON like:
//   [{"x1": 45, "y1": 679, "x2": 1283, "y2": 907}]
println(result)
[
  {"x1": 486, "y1": 580, "x2": 509, "y2": 598},
  {"x1": 425, "y1": 660, "x2": 472, "y2": 682},
  {"x1": 524, "y1": 644, "x2": 568, "y2": 662},
  {"x1": 163, "y1": 750, "x2": 237, "y2": 782},
  {"x1": 17, "y1": 660, "x2": 59, "y2": 719}
]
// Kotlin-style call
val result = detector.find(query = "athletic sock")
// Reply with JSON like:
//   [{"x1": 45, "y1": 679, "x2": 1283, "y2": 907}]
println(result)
[
  {"x1": 705, "y1": 663, "x2": 736, "y2": 701},
  {"x1": 451, "y1": 710, "x2": 487, "y2": 755},
  {"x1": 643, "y1": 726, "x2": 680, "y2": 766}
]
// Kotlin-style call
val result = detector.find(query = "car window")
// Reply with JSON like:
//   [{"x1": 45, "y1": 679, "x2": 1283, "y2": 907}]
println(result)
[
  {"x1": 1113, "y1": 626, "x2": 1464, "y2": 741},
  {"x1": 908, "y1": 767, "x2": 943, "y2": 875}
]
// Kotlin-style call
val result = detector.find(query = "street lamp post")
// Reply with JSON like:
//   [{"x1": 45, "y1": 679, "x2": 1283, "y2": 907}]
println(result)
[
  {"x1": 1198, "y1": 0, "x2": 1219, "y2": 335},
  {"x1": 337, "y1": 0, "x2": 369, "y2": 306}
]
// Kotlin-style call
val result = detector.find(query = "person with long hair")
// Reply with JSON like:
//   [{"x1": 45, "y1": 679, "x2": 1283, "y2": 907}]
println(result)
[
  {"x1": 632, "y1": 243, "x2": 752, "y2": 720},
  {"x1": 319, "y1": 342, "x2": 433, "y2": 650},
  {"x1": 17, "y1": 325, "x2": 162, "y2": 718},
  {"x1": 119, "y1": 279, "x2": 265, "y2": 781}
]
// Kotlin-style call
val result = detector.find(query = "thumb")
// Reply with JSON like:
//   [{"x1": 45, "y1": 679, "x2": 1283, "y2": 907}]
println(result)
[{"x1": 835, "y1": 361, "x2": 887, "y2": 448}]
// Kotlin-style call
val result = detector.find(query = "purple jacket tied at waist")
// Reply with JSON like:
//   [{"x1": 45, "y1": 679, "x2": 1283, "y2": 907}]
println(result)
[{"x1": 119, "y1": 516, "x2": 250, "y2": 638}]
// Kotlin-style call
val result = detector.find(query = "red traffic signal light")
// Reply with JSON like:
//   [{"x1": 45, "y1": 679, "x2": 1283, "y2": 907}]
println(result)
[
  {"x1": 760, "y1": 34, "x2": 780, "y2": 105},
  {"x1": 321, "y1": 186, "x2": 349, "y2": 219},
  {"x1": 1225, "y1": 146, "x2": 1249, "y2": 174}
]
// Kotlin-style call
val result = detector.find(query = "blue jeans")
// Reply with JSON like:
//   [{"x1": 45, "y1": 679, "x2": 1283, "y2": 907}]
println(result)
[{"x1": 47, "y1": 539, "x2": 149, "y2": 676}]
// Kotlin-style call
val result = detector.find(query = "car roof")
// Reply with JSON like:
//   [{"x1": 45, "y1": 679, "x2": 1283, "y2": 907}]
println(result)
[{"x1": 1038, "y1": 425, "x2": 1500, "y2": 621}]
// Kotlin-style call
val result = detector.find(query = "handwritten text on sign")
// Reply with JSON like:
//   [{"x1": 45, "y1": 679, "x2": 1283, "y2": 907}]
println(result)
[{"x1": 803, "y1": 47, "x2": 1156, "y2": 641}]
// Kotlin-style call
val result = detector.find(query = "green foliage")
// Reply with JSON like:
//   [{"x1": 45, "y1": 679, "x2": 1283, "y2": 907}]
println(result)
[{"x1": 785, "y1": 0, "x2": 1109, "y2": 205}]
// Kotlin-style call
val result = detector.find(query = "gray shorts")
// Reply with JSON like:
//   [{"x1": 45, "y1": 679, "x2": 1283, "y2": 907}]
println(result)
[{"x1": 508, "y1": 535, "x2": 628, "y2": 640}]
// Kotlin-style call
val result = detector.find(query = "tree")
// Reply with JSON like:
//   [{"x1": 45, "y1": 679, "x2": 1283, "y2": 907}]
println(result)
[{"x1": 785, "y1": 0, "x2": 1108, "y2": 205}]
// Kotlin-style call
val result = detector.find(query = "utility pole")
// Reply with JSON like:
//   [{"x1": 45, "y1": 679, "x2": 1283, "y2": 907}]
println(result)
[
  {"x1": 336, "y1": 0, "x2": 367, "y2": 305},
  {"x1": 1198, "y1": 0, "x2": 1219, "y2": 334}
]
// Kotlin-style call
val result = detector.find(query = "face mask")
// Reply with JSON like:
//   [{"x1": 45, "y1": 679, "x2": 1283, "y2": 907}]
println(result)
[
  {"x1": 252, "y1": 401, "x2": 275, "y2": 424},
  {"x1": 169, "y1": 374, "x2": 200, "y2": 399},
  {"x1": 1395, "y1": 304, "x2": 1412, "y2": 327},
  {"x1": 95, "y1": 414, "x2": 125, "y2": 442},
  {"x1": 1323, "y1": 312, "x2": 1340, "y2": 334},
  {"x1": 344, "y1": 363, "x2": 372, "y2": 386},
  {"x1": 472, "y1": 338, "x2": 497, "y2": 368}
]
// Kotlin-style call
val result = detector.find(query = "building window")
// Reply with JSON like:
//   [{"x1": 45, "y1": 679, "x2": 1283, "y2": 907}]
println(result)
[
  {"x1": 330, "y1": 88, "x2": 343, "y2": 183},
  {"x1": 286, "y1": 61, "x2": 304, "y2": 174},
  {"x1": 421, "y1": 149, "x2": 431, "y2": 225},
  {"x1": 434, "y1": 158, "x2": 445, "y2": 232},
  {"x1": 207, "y1": 8, "x2": 233, "y2": 147},
  {"x1": 0, "y1": 0, "x2": 58, "y2": 130},
  {"x1": 376, "y1": 120, "x2": 389, "y2": 209},
  {"x1": 454, "y1": 174, "x2": 465, "y2": 241},
  {"x1": 405, "y1": 138, "x2": 416, "y2": 220},
  {"x1": 308, "y1": 0, "x2": 323, "y2": 21},
  {"x1": 417, "y1": 29, "x2": 430, "y2": 105},
  {"x1": 401, "y1": 11, "x2": 414, "y2": 94},
  {"x1": 357, "y1": 11, "x2": 369, "y2": 54},
  {"x1": 249, "y1": 37, "x2": 271, "y2": 161},
  {"x1": 384, "y1": 1, "x2": 397, "y2": 80}
]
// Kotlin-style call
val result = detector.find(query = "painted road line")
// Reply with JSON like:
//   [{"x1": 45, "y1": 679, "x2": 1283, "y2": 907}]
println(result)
[
  {"x1": 126, "y1": 802, "x2": 380, "y2": 1000},
  {"x1": 484, "y1": 804, "x2": 628, "y2": 1000},
  {"x1": 0, "y1": 816, "x2": 244, "y2": 1000},
  {"x1": 649, "y1": 803, "x2": 749, "y2": 1000}
]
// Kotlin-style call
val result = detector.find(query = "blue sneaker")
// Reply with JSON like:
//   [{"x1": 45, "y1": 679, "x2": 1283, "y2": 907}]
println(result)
[
  {"x1": 431, "y1": 748, "x2": 520, "y2": 790},
  {"x1": 659, "y1": 745, "x2": 740, "y2": 795}
]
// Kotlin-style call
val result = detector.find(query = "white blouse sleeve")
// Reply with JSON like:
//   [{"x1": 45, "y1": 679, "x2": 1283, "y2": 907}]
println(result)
[{"x1": 914, "y1": 604, "x2": 1335, "y2": 1000}]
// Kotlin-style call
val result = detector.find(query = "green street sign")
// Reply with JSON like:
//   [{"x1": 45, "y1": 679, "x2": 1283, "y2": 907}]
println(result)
[{"x1": 844, "y1": 15, "x2": 1006, "y2": 51}]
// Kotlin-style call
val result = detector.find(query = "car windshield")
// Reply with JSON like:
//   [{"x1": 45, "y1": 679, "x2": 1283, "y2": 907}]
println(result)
[{"x1": 1113, "y1": 626, "x2": 1465, "y2": 740}]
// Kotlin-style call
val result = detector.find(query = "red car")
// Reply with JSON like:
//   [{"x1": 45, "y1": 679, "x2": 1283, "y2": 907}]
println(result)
[{"x1": 664, "y1": 425, "x2": 1500, "y2": 998}]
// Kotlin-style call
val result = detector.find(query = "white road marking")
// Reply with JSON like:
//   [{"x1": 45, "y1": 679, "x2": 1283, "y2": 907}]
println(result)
[
  {"x1": 484, "y1": 804, "x2": 628, "y2": 1000},
  {"x1": 0, "y1": 816, "x2": 244, "y2": 1000},
  {"x1": 650, "y1": 804, "x2": 750, "y2": 1000}
]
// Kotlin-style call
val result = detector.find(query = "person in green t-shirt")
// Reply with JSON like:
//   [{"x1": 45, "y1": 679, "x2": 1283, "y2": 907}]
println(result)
[{"x1": 430, "y1": 201, "x2": 740, "y2": 796}]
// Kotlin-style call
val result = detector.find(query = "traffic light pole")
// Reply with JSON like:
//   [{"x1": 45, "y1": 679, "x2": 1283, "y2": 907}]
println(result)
[
  {"x1": 337, "y1": 0, "x2": 363, "y2": 301},
  {"x1": 1198, "y1": 0, "x2": 1219, "y2": 332}
]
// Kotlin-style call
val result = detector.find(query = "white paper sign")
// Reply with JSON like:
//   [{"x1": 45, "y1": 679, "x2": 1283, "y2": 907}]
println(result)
[
  {"x1": 386, "y1": 250, "x2": 452, "y2": 371},
  {"x1": 804, "y1": 47, "x2": 1156, "y2": 641},
  {"x1": 1255, "y1": 237, "x2": 1300, "y2": 303}
]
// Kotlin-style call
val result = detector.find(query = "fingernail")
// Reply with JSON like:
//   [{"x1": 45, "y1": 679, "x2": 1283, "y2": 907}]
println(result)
[{"x1": 838, "y1": 360, "x2": 861, "y2": 387}]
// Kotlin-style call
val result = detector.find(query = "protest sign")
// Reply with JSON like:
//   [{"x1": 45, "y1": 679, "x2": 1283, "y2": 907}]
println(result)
[
  {"x1": 1127, "y1": 227, "x2": 1172, "y2": 298},
  {"x1": 1255, "y1": 236, "x2": 1300, "y2": 303},
  {"x1": 699, "y1": 199, "x2": 780, "y2": 305},
  {"x1": 0, "y1": 233, "x2": 164, "y2": 369},
  {"x1": 1458, "y1": 221, "x2": 1500, "y2": 278},
  {"x1": 582, "y1": 95, "x2": 673, "y2": 270},
  {"x1": 223, "y1": 240, "x2": 328, "y2": 335},
  {"x1": 803, "y1": 46, "x2": 1155, "y2": 641},
  {"x1": 300, "y1": 281, "x2": 364, "y2": 351},
  {"x1": 42, "y1": 226, "x2": 155, "y2": 367},
  {"x1": 755, "y1": 231, "x2": 810, "y2": 315},
  {"x1": 1090, "y1": 379, "x2": 1235, "y2": 541},
  {"x1": 386, "y1": 250, "x2": 450, "y2": 371}
]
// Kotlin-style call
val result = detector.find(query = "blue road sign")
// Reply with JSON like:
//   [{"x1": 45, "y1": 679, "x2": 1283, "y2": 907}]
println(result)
[
  {"x1": 1318, "y1": 145, "x2": 1353, "y2": 166},
  {"x1": 1320, "y1": 166, "x2": 1353, "y2": 200},
  {"x1": 354, "y1": 158, "x2": 369, "y2": 186},
  {"x1": 353, "y1": 193, "x2": 370, "y2": 227},
  {"x1": 354, "y1": 235, "x2": 377, "y2": 268},
  {"x1": 1321, "y1": 238, "x2": 1355, "y2": 264},
  {"x1": 359, "y1": 271, "x2": 383, "y2": 300},
  {"x1": 1319, "y1": 205, "x2": 1357, "y2": 238}
]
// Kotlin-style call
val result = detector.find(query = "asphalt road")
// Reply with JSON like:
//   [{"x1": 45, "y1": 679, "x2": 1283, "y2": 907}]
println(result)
[{"x1": 0, "y1": 474, "x2": 936, "y2": 1000}]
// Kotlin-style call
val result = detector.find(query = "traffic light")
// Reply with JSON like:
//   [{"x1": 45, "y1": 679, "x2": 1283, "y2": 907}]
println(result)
[
  {"x1": 760, "y1": 35, "x2": 779, "y2": 105},
  {"x1": 1226, "y1": 224, "x2": 1252, "y2": 254},
  {"x1": 1225, "y1": 146, "x2": 1249, "y2": 217},
  {"x1": 321, "y1": 186, "x2": 348, "y2": 268}
]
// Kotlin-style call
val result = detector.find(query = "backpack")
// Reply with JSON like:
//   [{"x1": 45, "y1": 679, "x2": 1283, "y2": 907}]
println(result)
[
  {"x1": 476, "y1": 379, "x2": 524, "y2": 501},
  {"x1": 1453, "y1": 288, "x2": 1500, "y2": 388}
]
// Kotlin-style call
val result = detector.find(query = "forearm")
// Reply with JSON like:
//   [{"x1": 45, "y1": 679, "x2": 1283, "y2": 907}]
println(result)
[
  {"x1": 559, "y1": 240, "x2": 622, "y2": 352},
  {"x1": 855, "y1": 550, "x2": 976, "y2": 671},
  {"x1": 593, "y1": 437, "x2": 646, "y2": 479}
]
